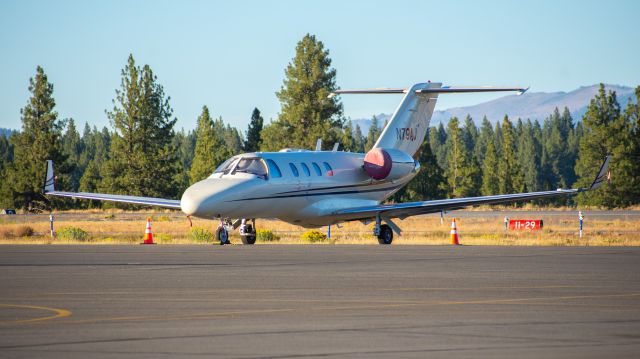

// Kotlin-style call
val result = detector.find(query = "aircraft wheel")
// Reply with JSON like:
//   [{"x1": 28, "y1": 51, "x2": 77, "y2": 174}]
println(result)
[
  {"x1": 216, "y1": 226, "x2": 230, "y2": 245},
  {"x1": 241, "y1": 224, "x2": 256, "y2": 245},
  {"x1": 377, "y1": 224, "x2": 393, "y2": 245}
]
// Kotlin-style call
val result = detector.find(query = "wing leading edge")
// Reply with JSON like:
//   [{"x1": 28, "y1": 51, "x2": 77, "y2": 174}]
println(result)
[
  {"x1": 43, "y1": 160, "x2": 181, "y2": 209},
  {"x1": 333, "y1": 156, "x2": 611, "y2": 221}
]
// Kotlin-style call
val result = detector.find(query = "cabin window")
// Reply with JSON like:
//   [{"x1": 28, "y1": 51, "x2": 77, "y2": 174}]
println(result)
[
  {"x1": 289, "y1": 163, "x2": 299, "y2": 177},
  {"x1": 323, "y1": 162, "x2": 333, "y2": 176},
  {"x1": 265, "y1": 159, "x2": 282, "y2": 178},
  {"x1": 311, "y1": 162, "x2": 322, "y2": 176},
  {"x1": 233, "y1": 158, "x2": 268, "y2": 179},
  {"x1": 300, "y1": 163, "x2": 311, "y2": 176}
]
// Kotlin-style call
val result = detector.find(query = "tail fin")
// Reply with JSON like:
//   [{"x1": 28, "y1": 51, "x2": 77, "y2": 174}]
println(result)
[
  {"x1": 373, "y1": 82, "x2": 441, "y2": 157},
  {"x1": 332, "y1": 83, "x2": 528, "y2": 157}
]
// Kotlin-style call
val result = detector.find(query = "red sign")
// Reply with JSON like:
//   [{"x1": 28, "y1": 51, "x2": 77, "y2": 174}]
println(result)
[{"x1": 508, "y1": 219, "x2": 543, "y2": 230}]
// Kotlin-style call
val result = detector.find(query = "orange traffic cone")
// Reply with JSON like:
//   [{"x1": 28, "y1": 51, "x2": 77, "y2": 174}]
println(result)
[
  {"x1": 142, "y1": 218, "x2": 155, "y2": 245},
  {"x1": 450, "y1": 218, "x2": 460, "y2": 245}
]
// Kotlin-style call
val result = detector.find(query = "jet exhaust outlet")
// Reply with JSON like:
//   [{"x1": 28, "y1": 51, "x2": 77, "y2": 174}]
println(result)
[
  {"x1": 363, "y1": 148, "x2": 392, "y2": 180},
  {"x1": 363, "y1": 148, "x2": 415, "y2": 181}
]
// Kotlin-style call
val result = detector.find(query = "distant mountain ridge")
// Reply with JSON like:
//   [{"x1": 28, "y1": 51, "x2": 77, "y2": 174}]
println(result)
[{"x1": 351, "y1": 84, "x2": 636, "y2": 131}]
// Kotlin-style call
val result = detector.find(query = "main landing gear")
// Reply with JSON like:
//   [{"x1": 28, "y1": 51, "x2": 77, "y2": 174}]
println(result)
[
  {"x1": 239, "y1": 218, "x2": 257, "y2": 245},
  {"x1": 215, "y1": 218, "x2": 257, "y2": 245},
  {"x1": 373, "y1": 215, "x2": 394, "y2": 245}
]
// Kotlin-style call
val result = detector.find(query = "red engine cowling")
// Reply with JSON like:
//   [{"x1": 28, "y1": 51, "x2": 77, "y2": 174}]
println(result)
[{"x1": 363, "y1": 148, "x2": 416, "y2": 181}]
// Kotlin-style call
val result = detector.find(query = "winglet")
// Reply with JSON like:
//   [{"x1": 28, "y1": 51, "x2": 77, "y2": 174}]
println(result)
[
  {"x1": 588, "y1": 155, "x2": 612, "y2": 190},
  {"x1": 43, "y1": 160, "x2": 55, "y2": 193}
]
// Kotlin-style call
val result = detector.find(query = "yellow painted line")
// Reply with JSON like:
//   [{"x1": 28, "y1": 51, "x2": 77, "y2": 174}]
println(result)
[
  {"x1": 0, "y1": 304, "x2": 71, "y2": 324},
  {"x1": 42, "y1": 284, "x2": 591, "y2": 296},
  {"x1": 58, "y1": 292, "x2": 640, "y2": 326},
  {"x1": 380, "y1": 285, "x2": 586, "y2": 292}
]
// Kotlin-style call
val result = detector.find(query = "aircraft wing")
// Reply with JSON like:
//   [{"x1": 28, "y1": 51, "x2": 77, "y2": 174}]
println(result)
[
  {"x1": 42, "y1": 160, "x2": 181, "y2": 209},
  {"x1": 333, "y1": 156, "x2": 611, "y2": 221}
]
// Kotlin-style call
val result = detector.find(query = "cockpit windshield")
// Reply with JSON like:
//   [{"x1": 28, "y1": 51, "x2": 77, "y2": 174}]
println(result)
[
  {"x1": 213, "y1": 157, "x2": 239, "y2": 175},
  {"x1": 232, "y1": 158, "x2": 268, "y2": 179}
]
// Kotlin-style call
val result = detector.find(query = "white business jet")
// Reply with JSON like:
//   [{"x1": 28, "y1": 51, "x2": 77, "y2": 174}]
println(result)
[{"x1": 44, "y1": 82, "x2": 610, "y2": 245}]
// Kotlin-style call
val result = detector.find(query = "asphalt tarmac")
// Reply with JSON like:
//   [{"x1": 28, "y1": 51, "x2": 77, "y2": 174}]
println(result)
[{"x1": 1, "y1": 245, "x2": 639, "y2": 358}]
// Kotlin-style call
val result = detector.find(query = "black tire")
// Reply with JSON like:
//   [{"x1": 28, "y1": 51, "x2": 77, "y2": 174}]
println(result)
[
  {"x1": 241, "y1": 224, "x2": 256, "y2": 245},
  {"x1": 377, "y1": 224, "x2": 393, "y2": 245},
  {"x1": 215, "y1": 227, "x2": 230, "y2": 245}
]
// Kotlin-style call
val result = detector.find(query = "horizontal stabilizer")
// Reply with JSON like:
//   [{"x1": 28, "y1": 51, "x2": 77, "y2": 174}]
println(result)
[
  {"x1": 328, "y1": 88, "x2": 406, "y2": 98},
  {"x1": 329, "y1": 84, "x2": 528, "y2": 98},
  {"x1": 417, "y1": 86, "x2": 529, "y2": 96}
]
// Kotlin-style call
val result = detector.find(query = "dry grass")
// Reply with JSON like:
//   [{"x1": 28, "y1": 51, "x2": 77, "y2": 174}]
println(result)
[{"x1": 0, "y1": 211, "x2": 639, "y2": 246}]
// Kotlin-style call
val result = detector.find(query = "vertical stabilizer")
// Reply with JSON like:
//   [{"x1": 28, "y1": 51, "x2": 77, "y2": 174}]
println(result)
[{"x1": 372, "y1": 82, "x2": 441, "y2": 157}]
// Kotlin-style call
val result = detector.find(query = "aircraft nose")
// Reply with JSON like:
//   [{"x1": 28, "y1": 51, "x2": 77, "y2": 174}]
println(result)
[{"x1": 180, "y1": 178, "x2": 252, "y2": 217}]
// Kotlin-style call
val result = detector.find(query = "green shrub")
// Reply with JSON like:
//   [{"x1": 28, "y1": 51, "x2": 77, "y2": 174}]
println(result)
[
  {"x1": 15, "y1": 225, "x2": 35, "y2": 237},
  {"x1": 57, "y1": 226, "x2": 89, "y2": 241},
  {"x1": 301, "y1": 230, "x2": 328, "y2": 243},
  {"x1": 156, "y1": 215, "x2": 171, "y2": 222},
  {"x1": 189, "y1": 227, "x2": 213, "y2": 243},
  {"x1": 104, "y1": 213, "x2": 115, "y2": 219},
  {"x1": 256, "y1": 229, "x2": 279, "y2": 242}
]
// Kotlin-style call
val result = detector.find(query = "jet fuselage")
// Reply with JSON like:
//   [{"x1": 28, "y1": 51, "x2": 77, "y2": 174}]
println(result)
[{"x1": 180, "y1": 150, "x2": 418, "y2": 227}]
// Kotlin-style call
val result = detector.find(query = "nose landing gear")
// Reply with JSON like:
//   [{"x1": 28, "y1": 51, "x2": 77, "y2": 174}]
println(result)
[{"x1": 216, "y1": 218, "x2": 231, "y2": 245}]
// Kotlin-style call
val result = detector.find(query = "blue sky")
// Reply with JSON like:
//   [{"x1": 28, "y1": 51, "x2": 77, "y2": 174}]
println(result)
[{"x1": 1, "y1": 0, "x2": 638, "y2": 132}]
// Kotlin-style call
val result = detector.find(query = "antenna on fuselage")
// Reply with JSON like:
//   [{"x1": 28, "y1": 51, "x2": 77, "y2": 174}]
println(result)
[
  {"x1": 332, "y1": 142, "x2": 339, "y2": 152},
  {"x1": 315, "y1": 138, "x2": 322, "y2": 151}
]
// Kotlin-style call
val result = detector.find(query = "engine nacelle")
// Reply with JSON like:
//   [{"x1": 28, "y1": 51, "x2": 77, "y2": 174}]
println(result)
[{"x1": 363, "y1": 148, "x2": 417, "y2": 181}]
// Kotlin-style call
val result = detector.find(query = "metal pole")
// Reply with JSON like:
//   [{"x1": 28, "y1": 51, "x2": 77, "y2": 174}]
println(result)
[
  {"x1": 579, "y1": 210, "x2": 583, "y2": 238},
  {"x1": 327, "y1": 225, "x2": 331, "y2": 239},
  {"x1": 49, "y1": 214, "x2": 55, "y2": 238},
  {"x1": 440, "y1": 210, "x2": 444, "y2": 225}
]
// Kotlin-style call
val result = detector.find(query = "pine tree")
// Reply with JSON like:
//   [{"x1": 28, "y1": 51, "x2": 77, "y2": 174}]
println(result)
[
  {"x1": 0, "y1": 134, "x2": 14, "y2": 207},
  {"x1": 189, "y1": 106, "x2": 230, "y2": 184},
  {"x1": 341, "y1": 120, "x2": 355, "y2": 152},
  {"x1": 481, "y1": 140, "x2": 500, "y2": 195},
  {"x1": 100, "y1": 54, "x2": 179, "y2": 200},
  {"x1": 445, "y1": 117, "x2": 480, "y2": 197},
  {"x1": 79, "y1": 126, "x2": 110, "y2": 203},
  {"x1": 62, "y1": 118, "x2": 83, "y2": 191},
  {"x1": 494, "y1": 121, "x2": 503, "y2": 158},
  {"x1": 7, "y1": 66, "x2": 70, "y2": 210},
  {"x1": 214, "y1": 117, "x2": 243, "y2": 155},
  {"x1": 262, "y1": 34, "x2": 343, "y2": 150},
  {"x1": 626, "y1": 86, "x2": 640, "y2": 204},
  {"x1": 172, "y1": 128, "x2": 196, "y2": 193},
  {"x1": 541, "y1": 108, "x2": 576, "y2": 190},
  {"x1": 244, "y1": 108, "x2": 263, "y2": 152},
  {"x1": 497, "y1": 116, "x2": 523, "y2": 194},
  {"x1": 431, "y1": 123, "x2": 448, "y2": 170},
  {"x1": 462, "y1": 115, "x2": 477, "y2": 154},
  {"x1": 575, "y1": 84, "x2": 635, "y2": 207},
  {"x1": 365, "y1": 116, "x2": 381, "y2": 151},
  {"x1": 353, "y1": 124, "x2": 365, "y2": 153},
  {"x1": 474, "y1": 116, "x2": 493, "y2": 165},
  {"x1": 394, "y1": 138, "x2": 446, "y2": 202},
  {"x1": 517, "y1": 120, "x2": 541, "y2": 192}
]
